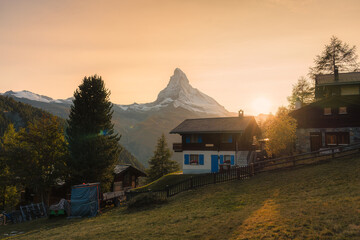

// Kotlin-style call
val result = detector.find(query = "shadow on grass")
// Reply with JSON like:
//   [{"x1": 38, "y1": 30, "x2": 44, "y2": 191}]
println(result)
[{"x1": 0, "y1": 215, "x2": 87, "y2": 239}]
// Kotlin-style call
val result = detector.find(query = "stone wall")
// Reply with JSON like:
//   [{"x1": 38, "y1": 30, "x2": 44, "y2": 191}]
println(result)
[{"x1": 295, "y1": 127, "x2": 360, "y2": 153}]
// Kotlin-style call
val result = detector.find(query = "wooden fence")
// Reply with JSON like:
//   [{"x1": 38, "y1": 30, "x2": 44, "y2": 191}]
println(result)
[
  {"x1": 253, "y1": 142, "x2": 360, "y2": 173},
  {"x1": 126, "y1": 165, "x2": 252, "y2": 201},
  {"x1": 126, "y1": 142, "x2": 360, "y2": 201}
]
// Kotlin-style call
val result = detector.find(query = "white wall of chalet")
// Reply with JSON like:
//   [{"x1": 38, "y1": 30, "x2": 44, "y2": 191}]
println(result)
[{"x1": 182, "y1": 150, "x2": 243, "y2": 174}]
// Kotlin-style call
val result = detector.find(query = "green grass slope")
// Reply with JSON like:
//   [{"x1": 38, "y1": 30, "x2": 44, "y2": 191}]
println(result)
[{"x1": 2, "y1": 156, "x2": 360, "y2": 240}]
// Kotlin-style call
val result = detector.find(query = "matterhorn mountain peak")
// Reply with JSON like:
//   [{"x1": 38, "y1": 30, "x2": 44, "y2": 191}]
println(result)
[
  {"x1": 2, "y1": 69, "x2": 229, "y2": 116},
  {"x1": 172, "y1": 68, "x2": 188, "y2": 82},
  {"x1": 157, "y1": 68, "x2": 192, "y2": 102},
  {"x1": 118, "y1": 68, "x2": 229, "y2": 115}
]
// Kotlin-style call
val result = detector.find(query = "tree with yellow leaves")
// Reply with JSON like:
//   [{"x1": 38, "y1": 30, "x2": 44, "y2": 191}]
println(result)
[{"x1": 263, "y1": 107, "x2": 297, "y2": 158}]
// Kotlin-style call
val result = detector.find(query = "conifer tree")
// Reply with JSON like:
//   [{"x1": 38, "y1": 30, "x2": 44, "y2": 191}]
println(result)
[
  {"x1": 66, "y1": 75, "x2": 120, "y2": 191},
  {"x1": 147, "y1": 134, "x2": 179, "y2": 182},
  {"x1": 309, "y1": 36, "x2": 359, "y2": 78},
  {"x1": 287, "y1": 77, "x2": 314, "y2": 109}
]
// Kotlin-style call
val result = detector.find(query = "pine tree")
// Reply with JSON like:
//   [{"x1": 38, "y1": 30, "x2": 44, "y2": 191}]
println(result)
[
  {"x1": 287, "y1": 77, "x2": 314, "y2": 110},
  {"x1": 147, "y1": 134, "x2": 179, "y2": 182},
  {"x1": 66, "y1": 75, "x2": 120, "y2": 191},
  {"x1": 309, "y1": 36, "x2": 359, "y2": 78}
]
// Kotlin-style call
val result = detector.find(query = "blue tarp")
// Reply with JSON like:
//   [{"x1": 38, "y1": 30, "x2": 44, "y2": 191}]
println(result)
[{"x1": 70, "y1": 183, "x2": 100, "y2": 217}]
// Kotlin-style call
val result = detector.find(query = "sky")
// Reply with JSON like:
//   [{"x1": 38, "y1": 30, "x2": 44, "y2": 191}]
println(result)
[{"x1": 1, "y1": 0, "x2": 360, "y2": 115}]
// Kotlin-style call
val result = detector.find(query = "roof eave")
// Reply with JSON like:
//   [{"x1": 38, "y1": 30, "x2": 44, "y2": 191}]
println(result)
[
  {"x1": 170, "y1": 130, "x2": 244, "y2": 134},
  {"x1": 317, "y1": 81, "x2": 360, "y2": 86}
]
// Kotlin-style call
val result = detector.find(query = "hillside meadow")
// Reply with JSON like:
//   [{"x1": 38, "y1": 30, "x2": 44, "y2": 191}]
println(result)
[{"x1": 1, "y1": 155, "x2": 360, "y2": 240}]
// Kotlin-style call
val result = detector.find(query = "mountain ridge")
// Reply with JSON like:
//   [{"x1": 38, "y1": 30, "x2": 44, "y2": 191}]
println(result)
[{"x1": 1, "y1": 68, "x2": 233, "y2": 165}]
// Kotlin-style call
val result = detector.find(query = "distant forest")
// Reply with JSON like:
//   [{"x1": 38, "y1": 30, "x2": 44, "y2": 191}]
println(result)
[{"x1": 0, "y1": 95, "x2": 144, "y2": 170}]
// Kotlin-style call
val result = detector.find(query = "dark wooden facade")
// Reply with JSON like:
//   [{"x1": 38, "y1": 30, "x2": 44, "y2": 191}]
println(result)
[
  {"x1": 113, "y1": 165, "x2": 146, "y2": 191},
  {"x1": 315, "y1": 72, "x2": 360, "y2": 100},
  {"x1": 171, "y1": 116, "x2": 260, "y2": 152},
  {"x1": 290, "y1": 95, "x2": 360, "y2": 129},
  {"x1": 290, "y1": 95, "x2": 360, "y2": 152},
  {"x1": 180, "y1": 133, "x2": 254, "y2": 151}
]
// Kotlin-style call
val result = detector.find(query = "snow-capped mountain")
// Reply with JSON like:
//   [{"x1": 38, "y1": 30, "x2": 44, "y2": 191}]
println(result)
[
  {"x1": 2, "y1": 90, "x2": 73, "y2": 105},
  {"x1": 2, "y1": 68, "x2": 231, "y2": 165},
  {"x1": 118, "y1": 68, "x2": 229, "y2": 115},
  {"x1": 3, "y1": 68, "x2": 228, "y2": 116}
]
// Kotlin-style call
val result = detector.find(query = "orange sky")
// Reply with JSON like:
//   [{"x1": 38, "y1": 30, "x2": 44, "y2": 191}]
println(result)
[{"x1": 1, "y1": 0, "x2": 360, "y2": 115}]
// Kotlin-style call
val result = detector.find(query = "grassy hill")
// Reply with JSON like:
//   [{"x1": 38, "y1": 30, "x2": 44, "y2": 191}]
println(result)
[{"x1": 1, "y1": 155, "x2": 360, "y2": 239}]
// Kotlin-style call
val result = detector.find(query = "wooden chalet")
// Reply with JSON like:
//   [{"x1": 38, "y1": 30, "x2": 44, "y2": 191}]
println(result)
[
  {"x1": 113, "y1": 165, "x2": 146, "y2": 191},
  {"x1": 315, "y1": 71, "x2": 360, "y2": 100},
  {"x1": 290, "y1": 94, "x2": 360, "y2": 153},
  {"x1": 170, "y1": 113, "x2": 260, "y2": 174}
]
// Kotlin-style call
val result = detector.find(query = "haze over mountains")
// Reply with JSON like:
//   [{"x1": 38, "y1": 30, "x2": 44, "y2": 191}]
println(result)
[{"x1": 2, "y1": 68, "x2": 233, "y2": 166}]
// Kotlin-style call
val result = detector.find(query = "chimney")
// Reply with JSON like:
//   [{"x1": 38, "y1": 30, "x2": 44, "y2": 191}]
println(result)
[
  {"x1": 238, "y1": 110, "x2": 244, "y2": 118},
  {"x1": 334, "y1": 66, "x2": 339, "y2": 82}
]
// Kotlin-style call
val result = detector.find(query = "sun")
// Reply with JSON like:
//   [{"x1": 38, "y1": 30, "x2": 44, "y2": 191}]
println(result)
[{"x1": 251, "y1": 97, "x2": 272, "y2": 115}]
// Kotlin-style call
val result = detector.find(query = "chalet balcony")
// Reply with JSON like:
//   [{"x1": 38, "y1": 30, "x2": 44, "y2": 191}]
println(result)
[{"x1": 173, "y1": 143, "x2": 183, "y2": 152}]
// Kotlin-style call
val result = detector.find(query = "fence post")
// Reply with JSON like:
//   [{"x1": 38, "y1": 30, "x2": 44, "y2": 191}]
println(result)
[
  {"x1": 250, "y1": 163, "x2": 254, "y2": 176},
  {"x1": 190, "y1": 177, "x2": 193, "y2": 189},
  {"x1": 237, "y1": 167, "x2": 240, "y2": 180},
  {"x1": 213, "y1": 173, "x2": 216, "y2": 184},
  {"x1": 41, "y1": 202, "x2": 47, "y2": 217},
  {"x1": 166, "y1": 185, "x2": 169, "y2": 197}
]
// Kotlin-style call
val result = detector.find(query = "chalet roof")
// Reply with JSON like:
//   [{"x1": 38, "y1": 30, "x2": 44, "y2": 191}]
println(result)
[
  {"x1": 170, "y1": 116, "x2": 255, "y2": 134},
  {"x1": 114, "y1": 164, "x2": 146, "y2": 176},
  {"x1": 316, "y1": 72, "x2": 360, "y2": 86}
]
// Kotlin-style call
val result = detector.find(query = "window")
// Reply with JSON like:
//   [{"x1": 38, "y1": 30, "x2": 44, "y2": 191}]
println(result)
[
  {"x1": 324, "y1": 107, "x2": 332, "y2": 115},
  {"x1": 185, "y1": 135, "x2": 203, "y2": 143},
  {"x1": 338, "y1": 132, "x2": 350, "y2": 145},
  {"x1": 221, "y1": 134, "x2": 233, "y2": 143},
  {"x1": 339, "y1": 107, "x2": 347, "y2": 114},
  {"x1": 219, "y1": 155, "x2": 235, "y2": 165},
  {"x1": 190, "y1": 154, "x2": 199, "y2": 165},
  {"x1": 325, "y1": 132, "x2": 350, "y2": 146},
  {"x1": 184, "y1": 154, "x2": 204, "y2": 165},
  {"x1": 223, "y1": 155, "x2": 231, "y2": 164},
  {"x1": 191, "y1": 135, "x2": 202, "y2": 143},
  {"x1": 325, "y1": 133, "x2": 337, "y2": 145},
  {"x1": 341, "y1": 85, "x2": 359, "y2": 95}
]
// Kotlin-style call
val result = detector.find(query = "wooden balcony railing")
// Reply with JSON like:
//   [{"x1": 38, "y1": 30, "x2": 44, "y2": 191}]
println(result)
[{"x1": 173, "y1": 143, "x2": 182, "y2": 152}]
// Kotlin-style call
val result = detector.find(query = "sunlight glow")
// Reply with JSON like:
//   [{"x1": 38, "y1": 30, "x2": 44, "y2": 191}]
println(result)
[{"x1": 251, "y1": 97, "x2": 272, "y2": 115}]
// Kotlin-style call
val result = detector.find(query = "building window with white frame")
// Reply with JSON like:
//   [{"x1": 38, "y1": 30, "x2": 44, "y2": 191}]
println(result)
[
  {"x1": 190, "y1": 154, "x2": 199, "y2": 165},
  {"x1": 223, "y1": 155, "x2": 231, "y2": 164}
]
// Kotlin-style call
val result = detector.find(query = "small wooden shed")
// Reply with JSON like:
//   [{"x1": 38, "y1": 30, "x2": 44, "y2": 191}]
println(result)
[{"x1": 113, "y1": 165, "x2": 147, "y2": 191}]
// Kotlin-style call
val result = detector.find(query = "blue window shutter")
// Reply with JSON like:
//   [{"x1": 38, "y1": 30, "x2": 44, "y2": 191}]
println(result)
[
  {"x1": 231, "y1": 155, "x2": 235, "y2": 165},
  {"x1": 220, "y1": 155, "x2": 224, "y2": 164},
  {"x1": 184, "y1": 154, "x2": 190, "y2": 165},
  {"x1": 186, "y1": 136, "x2": 190, "y2": 143},
  {"x1": 228, "y1": 135, "x2": 233, "y2": 143},
  {"x1": 199, "y1": 154, "x2": 204, "y2": 165},
  {"x1": 198, "y1": 135, "x2": 203, "y2": 143}
]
